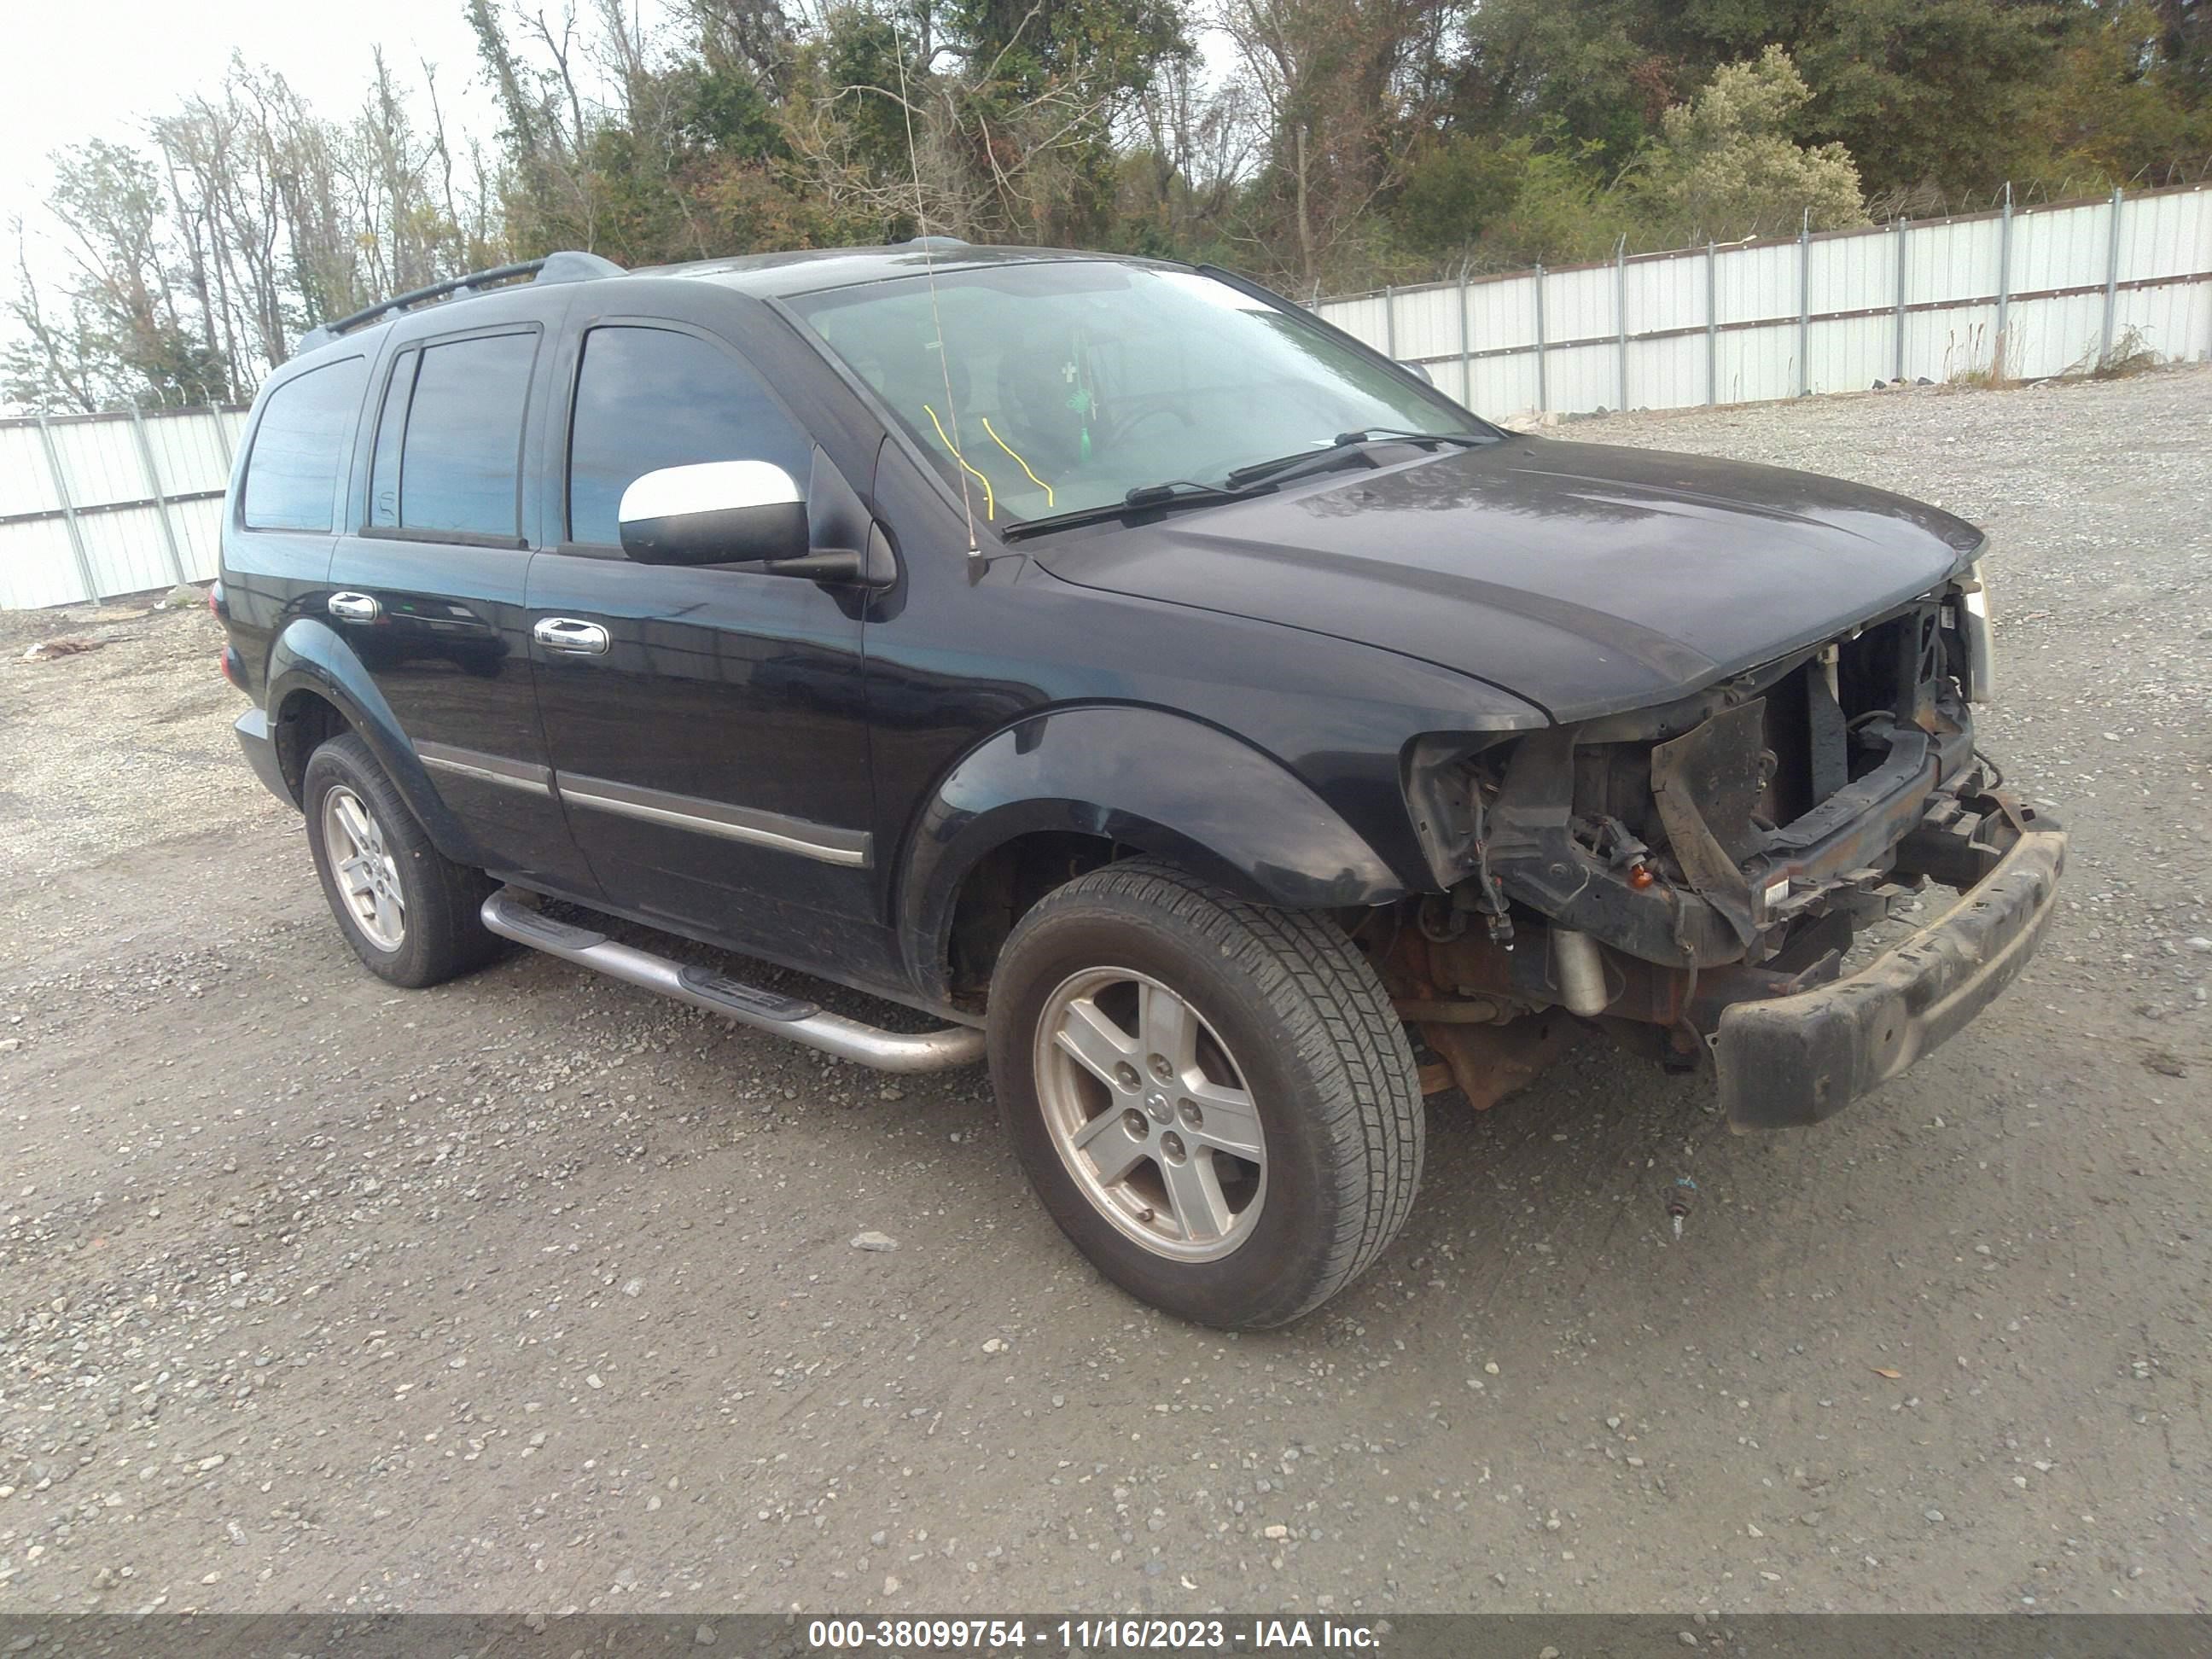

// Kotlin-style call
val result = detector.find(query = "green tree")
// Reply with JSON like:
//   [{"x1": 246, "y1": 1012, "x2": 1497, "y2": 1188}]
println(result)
[
  {"x1": 1642, "y1": 44, "x2": 1866, "y2": 238},
  {"x1": 1795, "y1": 0, "x2": 2075, "y2": 203}
]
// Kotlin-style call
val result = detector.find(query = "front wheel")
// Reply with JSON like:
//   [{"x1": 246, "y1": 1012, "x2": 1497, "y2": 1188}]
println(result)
[{"x1": 987, "y1": 859, "x2": 1423, "y2": 1328}]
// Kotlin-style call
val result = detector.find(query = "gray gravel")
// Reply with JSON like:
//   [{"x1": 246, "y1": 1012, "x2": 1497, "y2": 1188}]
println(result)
[{"x1": 0, "y1": 367, "x2": 2205, "y2": 1617}]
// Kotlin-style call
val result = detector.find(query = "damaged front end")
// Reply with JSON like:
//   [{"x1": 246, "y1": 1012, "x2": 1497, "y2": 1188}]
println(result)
[{"x1": 1377, "y1": 565, "x2": 2066, "y2": 1128}]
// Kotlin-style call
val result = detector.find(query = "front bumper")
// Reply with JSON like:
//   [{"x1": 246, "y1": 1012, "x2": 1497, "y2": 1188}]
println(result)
[{"x1": 1714, "y1": 825, "x2": 2067, "y2": 1130}]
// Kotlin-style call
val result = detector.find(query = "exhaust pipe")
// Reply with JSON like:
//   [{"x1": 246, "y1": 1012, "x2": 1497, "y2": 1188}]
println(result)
[
  {"x1": 480, "y1": 890, "x2": 986, "y2": 1073},
  {"x1": 1550, "y1": 928, "x2": 1612, "y2": 1017}
]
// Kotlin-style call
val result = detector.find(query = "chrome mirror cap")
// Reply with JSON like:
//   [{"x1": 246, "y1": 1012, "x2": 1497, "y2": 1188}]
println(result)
[{"x1": 617, "y1": 461, "x2": 808, "y2": 566}]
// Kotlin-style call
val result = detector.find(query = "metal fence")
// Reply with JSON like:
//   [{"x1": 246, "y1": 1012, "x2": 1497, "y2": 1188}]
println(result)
[
  {"x1": 0, "y1": 405, "x2": 247, "y2": 610},
  {"x1": 1314, "y1": 183, "x2": 2212, "y2": 417},
  {"x1": 2, "y1": 183, "x2": 2207, "y2": 608}
]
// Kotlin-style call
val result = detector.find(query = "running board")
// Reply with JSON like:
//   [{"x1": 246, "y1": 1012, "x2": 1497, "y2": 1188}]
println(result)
[{"x1": 480, "y1": 889, "x2": 985, "y2": 1073}]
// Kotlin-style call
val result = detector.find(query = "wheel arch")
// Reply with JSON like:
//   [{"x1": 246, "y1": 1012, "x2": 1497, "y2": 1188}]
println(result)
[
  {"x1": 263, "y1": 617, "x2": 482, "y2": 864},
  {"x1": 899, "y1": 705, "x2": 1410, "y2": 1006}
]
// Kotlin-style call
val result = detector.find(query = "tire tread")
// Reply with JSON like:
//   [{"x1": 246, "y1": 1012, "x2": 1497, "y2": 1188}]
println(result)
[{"x1": 1001, "y1": 858, "x2": 1422, "y2": 1324}]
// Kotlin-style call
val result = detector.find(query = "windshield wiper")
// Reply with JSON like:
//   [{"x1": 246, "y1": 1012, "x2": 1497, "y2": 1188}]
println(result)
[
  {"x1": 996, "y1": 430, "x2": 1494, "y2": 544},
  {"x1": 1223, "y1": 428, "x2": 1491, "y2": 492},
  {"x1": 998, "y1": 480, "x2": 1254, "y2": 543}
]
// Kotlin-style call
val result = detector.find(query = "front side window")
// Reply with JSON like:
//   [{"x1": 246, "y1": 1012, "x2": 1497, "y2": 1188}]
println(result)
[
  {"x1": 375, "y1": 331, "x2": 538, "y2": 539},
  {"x1": 241, "y1": 356, "x2": 367, "y2": 532},
  {"x1": 784, "y1": 263, "x2": 1479, "y2": 525},
  {"x1": 566, "y1": 325, "x2": 811, "y2": 547}
]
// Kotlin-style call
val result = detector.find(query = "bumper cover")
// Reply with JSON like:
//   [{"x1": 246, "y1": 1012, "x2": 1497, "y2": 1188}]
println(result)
[
  {"x1": 234, "y1": 707, "x2": 294, "y2": 806},
  {"x1": 1715, "y1": 826, "x2": 2067, "y2": 1130}
]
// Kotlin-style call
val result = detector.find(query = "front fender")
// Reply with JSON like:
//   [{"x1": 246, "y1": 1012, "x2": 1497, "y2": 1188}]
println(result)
[
  {"x1": 899, "y1": 705, "x2": 1408, "y2": 998},
  {"x1": 263, "y1": 619, "x2": 483, "y2": 866}
]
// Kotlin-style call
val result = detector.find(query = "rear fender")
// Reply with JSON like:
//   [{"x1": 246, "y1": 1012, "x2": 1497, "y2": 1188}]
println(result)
[
  {"x1": 899, "y1": 705, "x2": 1406, "y2": 999},
  {"x1": 263, "y1": 618, "x2": 483, "y2": 865}
]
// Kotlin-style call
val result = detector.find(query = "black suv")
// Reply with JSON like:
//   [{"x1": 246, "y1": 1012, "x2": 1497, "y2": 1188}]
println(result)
[{"x1": 218, "y1": 243, "x2": 2064, "y2": 1328}]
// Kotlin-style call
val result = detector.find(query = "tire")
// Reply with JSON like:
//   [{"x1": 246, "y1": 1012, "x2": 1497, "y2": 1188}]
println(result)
[
  {"x1": 302, "y1": 731, "x2": 501, "y2": 989},
  {"x1": 987, "y1": 859, "x2": 1423, "y2": 1329}
]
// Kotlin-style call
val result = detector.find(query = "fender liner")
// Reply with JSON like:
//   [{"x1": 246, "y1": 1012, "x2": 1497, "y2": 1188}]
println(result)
[
  {"x1": 898, "y1": 705, "x2": 1408, "y2": 1000},
  {"x1": 262, "y1": 618, "x2": 486, "y2": 866}
]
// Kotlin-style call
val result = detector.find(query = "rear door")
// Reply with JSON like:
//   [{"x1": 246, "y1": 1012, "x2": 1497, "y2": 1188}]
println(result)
[
  {"x1": 326, "y1": 321, "x2": 597, "y2": 893},
  {"x1": 526, "y1": 317, "x2": 878, "y2": 957}
]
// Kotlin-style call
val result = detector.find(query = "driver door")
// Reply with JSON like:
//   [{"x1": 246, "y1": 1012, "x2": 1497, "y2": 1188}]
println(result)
[{"x1": 526, "y1": 320, "x2": 879, "y2": 959}]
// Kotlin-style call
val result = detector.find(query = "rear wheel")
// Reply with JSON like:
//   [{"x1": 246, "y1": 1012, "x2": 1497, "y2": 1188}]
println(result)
[
  {"x1": 303, "y1": 732, "x2": 500, "y2": 988},
  {"x1": 987, "y1": 859, "x2": 1423, "y2": 1328}
]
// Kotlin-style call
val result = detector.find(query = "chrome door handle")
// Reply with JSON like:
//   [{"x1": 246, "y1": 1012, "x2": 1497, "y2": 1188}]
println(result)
[
  {"x1": 533, "y1": 617, "x2": 610, "y2": 655},
  {"x1": 328, "y1": 591, "x2": 381, "y2": 621}
]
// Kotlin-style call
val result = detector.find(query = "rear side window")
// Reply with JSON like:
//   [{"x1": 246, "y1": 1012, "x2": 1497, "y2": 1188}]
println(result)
[
  {"x1": 567, "y1": 325, "x2": 810, "y2": 547},
  {"x1": 373, "y1": 331, "x2": 538, "y2": 539},
  {"x1": 241, "y1": 356, "x2": 366, "y2": 532},
  {"x1": 366, "y1": 348, "x2": 416, "y2": 528}
]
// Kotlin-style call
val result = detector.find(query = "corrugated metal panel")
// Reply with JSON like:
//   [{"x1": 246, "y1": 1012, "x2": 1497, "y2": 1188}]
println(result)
[
  {"x1": 79, "y1": 504, "x2": 177, "y2": 597},
  {"x1": 1310, "y1": 183, "x2": 2210, "y2": 421},
  {"x1": 145, "y1": 410, "x2": 240, "y2": 497},
  {"x1": 0, "y1": 405, "x2": 241, "y2": 606},
  {"x1": 171, "y1": 496, "x2": 227, "y2": 581},
  {"x1": 0, "y1": 425, "x2": 61, "y2": 516},
  {"x1": 0, "y1": 520, "x2": 87, "y2": 610},
  {"x1": 1390, "y1": 283, "x2": 1460, "y2": 361},
  {"x1": 1546, "y1": 265, "x2": 1616, "y2": 350},
  {"x1": 51, "y1": 418, "x2": 143, "y2": 509},
  {"x1": 1470, "y1": 352, "x2": 1541, "y2": 417}
]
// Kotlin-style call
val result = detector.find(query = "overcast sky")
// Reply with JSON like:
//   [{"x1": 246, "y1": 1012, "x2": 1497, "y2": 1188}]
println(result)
[{"x1": 2, "y1": 0, "x2": 515, "y2": 253}]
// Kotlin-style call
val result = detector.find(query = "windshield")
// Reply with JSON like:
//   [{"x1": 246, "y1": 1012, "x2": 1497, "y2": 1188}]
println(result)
[{"x1": 785, "y1": 262, "x2": 1484, "y2": 527}]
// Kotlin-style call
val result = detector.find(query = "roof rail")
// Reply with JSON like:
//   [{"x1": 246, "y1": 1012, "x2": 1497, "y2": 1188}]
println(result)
[{"x1": 297, "y1": 250, "x2": 624, "y2": 352}]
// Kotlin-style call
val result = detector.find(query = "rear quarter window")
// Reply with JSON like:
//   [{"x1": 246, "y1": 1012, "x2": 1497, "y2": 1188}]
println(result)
[{"x1": 240, "y1": 356, "x2": 367, "y2": 532}]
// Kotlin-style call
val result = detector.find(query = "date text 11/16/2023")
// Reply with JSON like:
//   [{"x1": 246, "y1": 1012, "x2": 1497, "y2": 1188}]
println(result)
[{"x1": 804, "y1": 1617, "x2": 1384, "y2": 1650}]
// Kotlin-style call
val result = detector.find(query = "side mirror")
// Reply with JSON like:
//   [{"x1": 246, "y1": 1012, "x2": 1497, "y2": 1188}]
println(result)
[
  {"x1": 1399, "y1": 361, "x2": 1435, "y2": 386},
  {"x1": 619, "y1": 461, "x2": 811, "y2": 568}
]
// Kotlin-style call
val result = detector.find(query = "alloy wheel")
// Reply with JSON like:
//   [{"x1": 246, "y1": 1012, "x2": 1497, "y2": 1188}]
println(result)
[
  {"x1": 322, "y1": 783, "x2": 405, "y2": 951},
  {"x1": 1033, "y1": 967, "x2": 1266, "y2": 1260}
]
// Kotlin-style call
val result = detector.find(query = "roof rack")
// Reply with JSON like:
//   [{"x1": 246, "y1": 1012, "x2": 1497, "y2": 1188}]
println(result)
[{"x1": 297, "y1": 250, "x2": 623, "y2": 352}]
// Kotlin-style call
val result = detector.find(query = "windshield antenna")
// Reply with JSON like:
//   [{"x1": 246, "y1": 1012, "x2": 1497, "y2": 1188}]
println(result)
[{"x1": 891, "y1": 27, "x2": 980, "y2": 564}]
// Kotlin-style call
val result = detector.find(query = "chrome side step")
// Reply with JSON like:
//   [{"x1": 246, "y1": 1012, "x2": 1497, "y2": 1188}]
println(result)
[{"x1": 480, "y1": 889, "x2": 986, "y2": 1074}]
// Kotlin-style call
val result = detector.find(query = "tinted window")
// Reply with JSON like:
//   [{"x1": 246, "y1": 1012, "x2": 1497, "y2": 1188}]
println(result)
[
  {"x1": 241, "y1": 356, "x2": 366, "y2": 532},
  {"x1": 568, "y1": 326, "x2": 810, "y2": 547},
  {"x1": 366, "y1": 348, "x2": 416, "y2": 528},
  {"x1": 395, "y1": 332, "x2": 537, "y2": 538}
]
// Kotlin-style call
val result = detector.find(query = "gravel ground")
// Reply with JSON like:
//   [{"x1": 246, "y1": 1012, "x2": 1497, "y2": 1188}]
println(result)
[{"x1": 0, "y1": 368, "x2": 2205, "y2": 1619}]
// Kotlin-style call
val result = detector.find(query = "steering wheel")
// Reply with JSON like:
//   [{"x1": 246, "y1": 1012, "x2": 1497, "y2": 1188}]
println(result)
[{"x1": 1098, "y1": 401, "x2": 1194, "y2": 451}]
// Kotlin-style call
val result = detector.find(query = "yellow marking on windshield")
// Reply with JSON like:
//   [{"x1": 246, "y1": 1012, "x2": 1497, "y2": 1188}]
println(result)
[
  {"x1": 924, "y1": 403, "x2": 994, "y2": 521},
  {"x1": 981, "y1": 417, "x2": 1054, "y2": 508}
]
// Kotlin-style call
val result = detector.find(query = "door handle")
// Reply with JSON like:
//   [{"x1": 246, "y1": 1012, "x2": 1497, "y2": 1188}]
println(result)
[
  {"x1": 328, "y1": 591, "x2": 381, "y2": 621},
  {"x1": 533, "y1": 617, "x2": 610, "y2": 655}
]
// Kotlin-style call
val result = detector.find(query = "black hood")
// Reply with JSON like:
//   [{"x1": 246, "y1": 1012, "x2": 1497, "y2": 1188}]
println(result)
[{"x1": 1033, "y1": 439, "x2": 1985, "y2": 724}]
